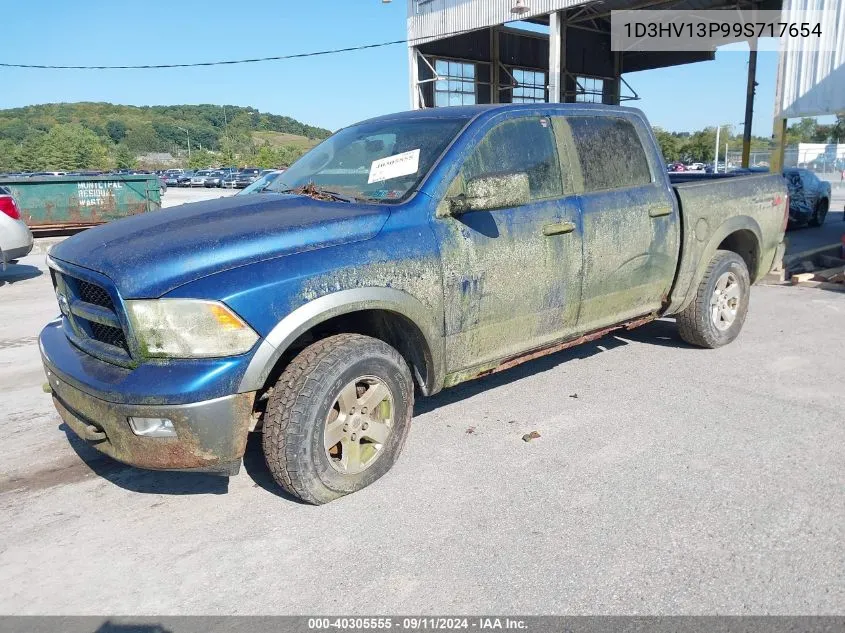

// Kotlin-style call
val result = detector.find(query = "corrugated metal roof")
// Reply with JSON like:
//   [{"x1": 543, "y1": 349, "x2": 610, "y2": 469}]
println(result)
[
  {"x1": 406, "y1": 0, "x2": 778, "y2": 42},
  {"x1": 776, "y1": 0, "x2": 845, "y2": 118},
  {"x1": 407, "y1": 0, "x2": 592, "y2": 42}
]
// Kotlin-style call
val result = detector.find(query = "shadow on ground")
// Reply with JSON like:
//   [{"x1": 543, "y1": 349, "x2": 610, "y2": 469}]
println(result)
[
  {"x1": 241, "y1": 432, "x2": 311, "y2": 504},
  {"x1": 60, "y1": 423, "x2": 229, "y2": 495},
  {"x1": 43, "y1": 318, "x2": 690, "y2": 501},
  {"x1": 0, "y1": 263, "x2": 42, "y2": 286},
  {"x1": 416, "y1": 318, "x2": 691, "y2": 415}
]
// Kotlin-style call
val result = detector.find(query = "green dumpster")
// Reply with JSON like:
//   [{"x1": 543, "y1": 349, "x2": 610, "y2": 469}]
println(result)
[{"x1": 0, "y1": 174, "x2": 162, "y2": 231}]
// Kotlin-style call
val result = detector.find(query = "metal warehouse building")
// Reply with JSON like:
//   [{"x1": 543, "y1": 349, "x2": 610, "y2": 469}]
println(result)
[{"x1": 406, "y1": 0, "x2": 845, "y2": 169}]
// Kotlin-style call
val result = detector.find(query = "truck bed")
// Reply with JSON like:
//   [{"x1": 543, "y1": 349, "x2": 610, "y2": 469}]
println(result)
[{"x1": 666, "y1": 173, "x2": 787, "y2": 314}]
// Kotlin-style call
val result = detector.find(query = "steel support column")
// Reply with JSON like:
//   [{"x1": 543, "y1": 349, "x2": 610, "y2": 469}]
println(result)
[
  {"x1": 549, "y1": 11, "x2": 562, "y2": 103},
  {"x1": 409, "y1": 45, "x2": 419, "y2": 110},
  {"x1": 771, "y1": 118, "x2": 787, "y2": 173},
  {"x1": 491, "y1": 26, "x2": 501, "y2": 104}
]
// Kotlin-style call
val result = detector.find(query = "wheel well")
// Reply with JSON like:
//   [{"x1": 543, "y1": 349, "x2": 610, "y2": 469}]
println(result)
[
  {"x1": 264, "y1": 309, "x2": 434, "y2": 395},
  {"x1": 718, "y1": 230, "x2": 759, "y2": 279}
]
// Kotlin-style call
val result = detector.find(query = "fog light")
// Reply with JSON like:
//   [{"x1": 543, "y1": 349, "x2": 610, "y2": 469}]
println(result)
[{"x1": 128, "y1": 417, "x2": 176, "y2": 438}]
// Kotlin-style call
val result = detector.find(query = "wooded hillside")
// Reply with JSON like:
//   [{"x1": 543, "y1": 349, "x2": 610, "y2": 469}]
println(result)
[{"x1": 0, "y1": 102, "x2": 332, "y2": 171}]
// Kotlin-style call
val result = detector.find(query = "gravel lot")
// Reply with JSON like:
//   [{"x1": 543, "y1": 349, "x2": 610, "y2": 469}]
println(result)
[
  {"x1": 161, "y1": 186, "x2": 238, "y2": 208},
  {"x1": 1, "y1": 249, "x2": 843, "y2": 615}
]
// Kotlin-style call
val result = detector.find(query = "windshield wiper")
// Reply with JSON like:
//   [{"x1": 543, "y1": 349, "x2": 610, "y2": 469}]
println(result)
[{"x1": 276, "y1": 183, "x2": 357, "y2": 203}]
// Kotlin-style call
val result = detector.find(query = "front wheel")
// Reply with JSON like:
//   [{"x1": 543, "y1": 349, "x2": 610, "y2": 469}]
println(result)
[
  {"x1": 262, "y1": 333, "x2": 414, "y2": 504},
  {"x1": 676, "y1": 250, "x2": 751, "y2": 348},
  {"x1": 809, "y1": 199, "x2": 828, "y2": 227}
]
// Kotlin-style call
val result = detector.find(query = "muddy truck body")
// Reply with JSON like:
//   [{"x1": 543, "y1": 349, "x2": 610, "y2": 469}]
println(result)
[{"x1": 40, "y1": 104, "x2": 787, "y2": 503}]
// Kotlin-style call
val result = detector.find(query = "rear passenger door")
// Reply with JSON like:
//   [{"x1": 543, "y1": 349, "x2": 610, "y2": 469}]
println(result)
[{"x1": 560, "y1": 115, "x2": 680, "y2": 332}]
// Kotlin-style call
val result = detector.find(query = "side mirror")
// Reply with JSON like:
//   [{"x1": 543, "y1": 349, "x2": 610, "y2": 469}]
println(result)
[{"x1": 449, "y1": 172, "x2": 530, "y2": 214}]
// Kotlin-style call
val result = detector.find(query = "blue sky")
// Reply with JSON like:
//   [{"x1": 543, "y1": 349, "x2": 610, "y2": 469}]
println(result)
[{"x1": 3, "y1": 0, "x2": 781, "y2": 136}]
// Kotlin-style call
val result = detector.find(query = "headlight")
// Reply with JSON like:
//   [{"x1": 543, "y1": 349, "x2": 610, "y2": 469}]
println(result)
[{"x1": 125, "y1": 299, "x2": 259, "y2": 358}]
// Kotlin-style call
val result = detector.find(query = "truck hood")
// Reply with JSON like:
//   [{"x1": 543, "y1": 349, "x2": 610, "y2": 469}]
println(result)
[{"x1": 50, "y1": 194, "x2": 390, "y2": 298}]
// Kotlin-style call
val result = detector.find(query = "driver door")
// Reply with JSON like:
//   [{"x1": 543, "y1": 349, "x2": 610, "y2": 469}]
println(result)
[{"x1": 430, "y1": 115, "x2": 584, "y2": 377}]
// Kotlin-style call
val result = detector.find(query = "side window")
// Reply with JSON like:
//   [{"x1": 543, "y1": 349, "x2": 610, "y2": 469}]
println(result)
[
  {"x1": 566, "y1": 116, "x2": 652, "y2": 192},
  {"x1": 460, "y1": 116, "x2": 563, "y2": 202}
]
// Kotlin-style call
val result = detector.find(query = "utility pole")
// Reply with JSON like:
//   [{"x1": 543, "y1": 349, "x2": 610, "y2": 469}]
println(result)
[
  {"x1": 177, "y1": 126, "x2": 191, "y2": 160},
  {"x1": 714, "y1": 124, "x2": 721, "y2": 171},
  {"x1": 741, "y1": 48, "x2": 758, "y2": 168}
]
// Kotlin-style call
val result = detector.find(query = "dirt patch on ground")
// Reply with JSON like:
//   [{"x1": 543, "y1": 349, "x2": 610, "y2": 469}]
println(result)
[{"x1": 0, "y1": 453, "x2": 125, "y2": 495}]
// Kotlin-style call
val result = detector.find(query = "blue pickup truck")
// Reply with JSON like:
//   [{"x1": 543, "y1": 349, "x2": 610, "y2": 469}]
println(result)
[{"x1": 40, "y1": 104, "x2": 787, "y2": 504}]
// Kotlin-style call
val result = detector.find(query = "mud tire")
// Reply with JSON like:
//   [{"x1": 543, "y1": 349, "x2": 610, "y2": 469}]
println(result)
[
  {"x1": 809, "y1": 199, "x2": 828, "y2": 227},
  {"x1": 676, "y1": 250, "x2": 750, "y2": 349},
  {"x1": 262, "y1": 333, "x2": 414, "y2": 504}
]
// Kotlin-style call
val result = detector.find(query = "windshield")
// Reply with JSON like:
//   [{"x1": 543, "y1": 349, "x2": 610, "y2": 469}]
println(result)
[{"x1": 265, "y1": 116, "x2": 469, "y2": 202}]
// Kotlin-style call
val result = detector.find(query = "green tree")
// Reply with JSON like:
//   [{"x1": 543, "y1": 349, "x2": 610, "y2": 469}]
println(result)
[
  {"x1": 34, "y1": 124, "x2": 110, "y2": 170},
  {"x1": 106, "y1": 119, "x2": 127, "y2": 143},
  {"x1": 14, "y1": 137, "x2": 43, "y2": 172},
  {"x1": 123, "y1": 123, "x2": 163, "y2": 152},
  {"x1": 188, "y1": 149, "x2": 214, "y2": 169},
  {"x1": 0, "y1": 139, "x2": 17, "y2": 171},
  {"x1": 114, "y1": 144, "x2": 136, "y2": 170},
  {"x1": 653, "y1": 127, "x2": 679, "y2": 162},
  {"x1": 255, "y1": 145, "x2": 278, "y2": 169},
  {"x1": 786, "y1": 117, "x2": 817, "y2": 144}
]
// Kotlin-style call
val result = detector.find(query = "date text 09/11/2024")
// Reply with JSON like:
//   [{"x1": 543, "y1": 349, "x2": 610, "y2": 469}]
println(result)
[{"x1": 307, "y1": 617, "x2": 528, "y2": 630}]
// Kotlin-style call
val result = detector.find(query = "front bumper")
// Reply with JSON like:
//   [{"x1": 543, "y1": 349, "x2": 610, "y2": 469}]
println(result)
[{"x1": 45, "y1": 367, "x2": 254, "y2": 474}]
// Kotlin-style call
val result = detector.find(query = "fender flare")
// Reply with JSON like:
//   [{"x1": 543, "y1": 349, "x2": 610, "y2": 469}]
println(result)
[
  {"x1": 237, "y1": 287, "x2": 444, "y2": 394},
  {"x1": 672, "y1": 215, "x2": 763, "y2": 314}
]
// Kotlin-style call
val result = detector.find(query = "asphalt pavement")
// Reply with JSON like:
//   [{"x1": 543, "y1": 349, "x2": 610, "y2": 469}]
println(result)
[
  {"x1": 785, "y1": 186, "x2": 845, "y2": 257},
  {"x1": 1, "y1": 250, "x2": 843, "y2": 615}
]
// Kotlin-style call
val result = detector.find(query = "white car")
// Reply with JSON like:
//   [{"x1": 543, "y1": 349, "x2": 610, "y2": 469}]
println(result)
[
  {"x1": 688, "y1": 162, "x2": 705, "y2": 171},
  {"x1": 190, "y1": 170, "x2": 213, "y2": 187},
  {"x1": 0, "y1": 187, "x2": 33, "y2": 267}
]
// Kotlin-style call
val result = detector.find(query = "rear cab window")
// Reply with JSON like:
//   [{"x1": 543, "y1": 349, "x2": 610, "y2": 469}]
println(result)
[{"x1": 557, "y1": 115, "x2": 654, "y2": 193}]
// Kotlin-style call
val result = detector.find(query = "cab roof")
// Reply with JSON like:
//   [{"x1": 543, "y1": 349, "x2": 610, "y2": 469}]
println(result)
[{"x1": 355, "y1": 102, "x2": 645, "y2": 128}]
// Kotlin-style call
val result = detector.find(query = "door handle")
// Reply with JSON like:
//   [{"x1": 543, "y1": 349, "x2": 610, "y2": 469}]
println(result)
[
  {"x1": 648, "y1": 206, "x2": 673, "y2": 218},
  {"x1": 542, "y1": 221, "x2": 576, "y2": 236}
]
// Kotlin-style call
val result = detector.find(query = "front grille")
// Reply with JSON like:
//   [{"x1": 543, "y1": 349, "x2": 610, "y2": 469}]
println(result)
[
  {"x1": 76, "y1": 279, "x2": 115, "y2": 310},
  {"x1": 50, "y1": 267, "x2": 133, "y2": 366},
  {"x1": 89, "y1": 322, "x2": 130, "y2": 353}
]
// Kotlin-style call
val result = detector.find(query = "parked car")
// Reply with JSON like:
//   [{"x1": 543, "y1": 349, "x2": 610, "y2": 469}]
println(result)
[
  {"x1": 668, "y1": 162, "x2": 686, "y2": 172},
  {"x1": 0, "y1": 186, "x2": 33, "y2": 267},
  {"x1": 203, "y1": 171, "x2": 228, "y2": 188},
  {"x1": 164, "y1": 173, "x2": 181, "y2": 186},
  {"x1": 236, "y1": 170, "x2": 284, "y2": 195},
  {"x1": 783, "y1": 168, "x2": 831, "y2": 227},
  {"x1": 237, "y1": 168, "x2": 261, "y2": 186},
  {"x1": 687, "y1": 162, "x2": 704, "y2": 171},
  {"x1": 221, "y1": 173, "x2": 240, "y2": 189},
  {"x1": 177, "y1": 171, "x2": 194, "y2": 186},
  {"x1": 40, "y1": 104, "x2": 787, "y2": 504},
  {"x1": 189, "y1": 170, "x2": 213, "y2": 187}
]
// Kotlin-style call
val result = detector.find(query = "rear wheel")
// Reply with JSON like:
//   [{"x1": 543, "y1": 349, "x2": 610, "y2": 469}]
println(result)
[
  {"x1": 809, "y1": 199, "x2": 828, "y2": 227},
  {"x1": 676, "y1": 250, "x2": 750, "y2": 348},
  {"x1": 262, "y1": 333, "x2": 414, "y2": 504}
]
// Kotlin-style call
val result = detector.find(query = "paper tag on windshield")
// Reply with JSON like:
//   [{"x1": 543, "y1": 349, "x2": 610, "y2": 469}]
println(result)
[{"x1": 368, "y1": 149, "x2": 421, "y2": 184}]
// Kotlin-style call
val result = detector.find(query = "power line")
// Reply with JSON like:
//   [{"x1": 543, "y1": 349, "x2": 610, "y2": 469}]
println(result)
[
  {"x1": 0, "y1": 38, "x2": 411, "y2": 70},
  {"x1": 0, "y1": 23, "x2": 534, "y2": 71}
]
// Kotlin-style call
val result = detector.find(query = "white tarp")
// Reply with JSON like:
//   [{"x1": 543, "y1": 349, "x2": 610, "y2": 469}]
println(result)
[{"x1": 775, "y1": 0, "x2": 845, "y2": 118}]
